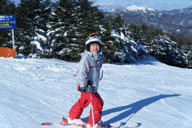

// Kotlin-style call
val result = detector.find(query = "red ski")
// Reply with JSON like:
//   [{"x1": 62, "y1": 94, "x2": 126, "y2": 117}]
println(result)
[
  {"x1": 41, "y1": 117, "x2": 86, "y2": 128},
  {"x1": 41, "y1": 117, "x2": 141, "y2": 128},
  {"x1": 41, "y1": 122, "x2": 86, "y2": 128}
]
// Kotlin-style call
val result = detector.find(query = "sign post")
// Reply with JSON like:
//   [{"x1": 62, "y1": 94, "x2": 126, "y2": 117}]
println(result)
[
  {"x1": 12, "y1": 29, "x2": 15, "y2": 48},
  {"x1": 0, "y1": 14, "x2": 17, "y2": 48}
]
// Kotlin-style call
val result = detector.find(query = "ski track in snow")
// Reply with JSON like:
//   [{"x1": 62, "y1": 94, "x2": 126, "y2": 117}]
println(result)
[{"x1": 0, "y1": 57, "x2": 192, "y2": 128}]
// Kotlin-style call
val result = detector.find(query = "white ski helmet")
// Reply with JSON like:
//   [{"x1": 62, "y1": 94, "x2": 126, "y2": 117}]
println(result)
[{"x1": 85, "y1": 33, "x2": 102, "y2": 52}]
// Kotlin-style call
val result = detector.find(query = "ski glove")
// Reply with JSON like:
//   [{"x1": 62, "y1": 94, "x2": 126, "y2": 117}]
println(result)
[
  {"x1": 79, "y1": 87, "x2": 86, "y2": 92},
  {"x1": 78, "y1": 81, "x2": 92, "y2": 92}
]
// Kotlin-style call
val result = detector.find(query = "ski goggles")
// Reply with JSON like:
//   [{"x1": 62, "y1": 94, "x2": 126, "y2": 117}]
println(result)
[
  {"x1": 89, "y1": 33, "x2": 100, "y2": 38},
  {"x1": 86, "y1": 33, "x2": 101, "y2": 41}
]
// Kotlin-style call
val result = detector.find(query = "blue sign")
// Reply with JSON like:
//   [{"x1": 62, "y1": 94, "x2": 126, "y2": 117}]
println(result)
[{"x1": 0, "y1": 15, "x2": 16, "y2": 29}]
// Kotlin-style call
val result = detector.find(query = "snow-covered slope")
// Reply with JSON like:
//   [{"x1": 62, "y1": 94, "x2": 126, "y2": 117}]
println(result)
[{"x1": 0, "y1": 57, "x2": 192, "y2": 128}]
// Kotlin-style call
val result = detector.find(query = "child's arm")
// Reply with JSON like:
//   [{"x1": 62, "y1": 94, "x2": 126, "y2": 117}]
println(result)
[{"x1": 77, "y1": 56, "x2": 90, "y2": 91}]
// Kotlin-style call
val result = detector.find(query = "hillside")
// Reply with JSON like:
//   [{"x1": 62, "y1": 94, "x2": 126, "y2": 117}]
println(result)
[
  {"x1": 0, "y1": 57, "x2": 191, "y2": 128},
  {"x1": 104, "y1": 5, "x2": 192, "y2": 37}
]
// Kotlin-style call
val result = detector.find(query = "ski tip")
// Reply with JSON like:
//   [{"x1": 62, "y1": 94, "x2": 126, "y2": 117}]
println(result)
[
  {"x1": 136, "y1": 122, "x2": 142, "y2": 127},
  {"x1": 41, "y1": 122, "x2": 52, "y2": 126},
  {"x1": 62, "y1": 117, "x2": 68, "y2": 124}
]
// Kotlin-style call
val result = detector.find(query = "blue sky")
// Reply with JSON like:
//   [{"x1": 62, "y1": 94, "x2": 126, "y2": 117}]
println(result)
[{"x1": 13, "y1": 0, "x2": 192, "y2": 11}]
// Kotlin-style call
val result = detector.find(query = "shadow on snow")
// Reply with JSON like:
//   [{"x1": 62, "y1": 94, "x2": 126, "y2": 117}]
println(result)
[{"x1": 102, "y1": 94, "x2": 180, "y2": 125}]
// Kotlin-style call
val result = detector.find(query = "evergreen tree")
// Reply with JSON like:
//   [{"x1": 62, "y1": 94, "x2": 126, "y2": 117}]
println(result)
[
  {"x1": 101, "y1": 16, "x2": 117, "y2": 63},
  {"x1": 151, "y1": 36, "x2": 187, "y2": 68},
  {"x1": 16, "y1": 0, "x2": 37, "y2": 55},
  {"x1": 75, "y1": 0, "x2": 104, "y2": 58},
  {"x1": 51, "y1": 0, "x2": 104, "y2": 61},
  {"x1": 111, "y1": 13, "x2": 124, "y2": 34},
  {"x1": 188, "y1": 45, "x2": 192, "y2": 68},
  {"x1": 110, "y1": 14, "x2": 148, "y2": 63},
  {"x1": 0, "y1": 0, "x2": 15, "y2": 14},
  {"x1": 50, "y1": 0, "x2": 77, "y2": 60},
  {"x1": 181, "y1": 44, "x2": 192, "y2": 68},
  {"x1": 32, "y1": 0, "x2": 53, "y2": 58},
  {"x1": 16, "y1": 0, "x2": 52, "y2": 57},
  {"x1": 111, "y1": 13, "x2": 126, "y2": 62}
]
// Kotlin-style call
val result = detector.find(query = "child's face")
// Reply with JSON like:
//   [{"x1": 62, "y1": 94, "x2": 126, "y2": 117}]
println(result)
[{"x1": 90, "y1": 43, "x2": 100, "y2": 54}]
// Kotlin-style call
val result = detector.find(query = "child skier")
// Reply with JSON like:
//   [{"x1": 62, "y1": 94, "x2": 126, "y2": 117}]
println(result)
[{"x1": 68, "y1": 33, "x2": 104, "y2": 128}]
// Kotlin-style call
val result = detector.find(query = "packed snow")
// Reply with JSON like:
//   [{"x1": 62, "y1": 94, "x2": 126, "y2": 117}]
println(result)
[{"x1": 0, "y1": 56, "x2": 192, "y2": 128}]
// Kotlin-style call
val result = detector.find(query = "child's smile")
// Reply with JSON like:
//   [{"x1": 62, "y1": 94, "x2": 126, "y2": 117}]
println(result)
[{"x1": 90, "y1": 43, "x2": 100, "y2": 54}]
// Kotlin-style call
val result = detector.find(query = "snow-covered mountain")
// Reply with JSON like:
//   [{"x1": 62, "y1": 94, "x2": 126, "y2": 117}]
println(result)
[
  {"x1": 126, "y1": 5, "x2": 155, "y2": 12},
  {"x1": 0, "y1": 57, "x2": 192, "y2": 128},
  {"x1": 104, "y1": 5, "x2": 192, "y2": 37},
  {"x1": 106, "y1": 5, "x2": 156, "y2": 14},
  {"x1": 120, "y1": 5, "x2": 155, "y2": 13}
]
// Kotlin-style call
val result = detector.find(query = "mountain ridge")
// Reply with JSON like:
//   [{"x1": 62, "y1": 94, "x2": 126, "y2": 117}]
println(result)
[{"x1": 103, "y1": 5, "x2": 192, "y2": 37}]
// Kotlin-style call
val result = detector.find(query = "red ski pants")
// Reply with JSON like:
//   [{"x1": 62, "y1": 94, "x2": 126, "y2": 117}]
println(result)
[{"x1": 69, "y1": 92, "x2": 103, "y2": 126}]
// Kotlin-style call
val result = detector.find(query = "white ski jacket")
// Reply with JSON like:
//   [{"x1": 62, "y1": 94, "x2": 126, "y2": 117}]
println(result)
[{"x1": 77, "y1": 50, "x2": 102, "y2": 93}]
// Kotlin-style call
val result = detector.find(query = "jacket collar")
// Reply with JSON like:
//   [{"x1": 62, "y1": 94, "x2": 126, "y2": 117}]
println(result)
[{"x1": 84, "y1": 50, "x2": 101, "y2": 61}]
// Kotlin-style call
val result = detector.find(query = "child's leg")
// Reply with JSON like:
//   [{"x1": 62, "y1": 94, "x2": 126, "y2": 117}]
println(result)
[
  {"x1": 69, "y1": 92, "x2": 90, "y2": 119},
  {"x1": 88, "y1": 93, "x2": 104, "y2": 126}
]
